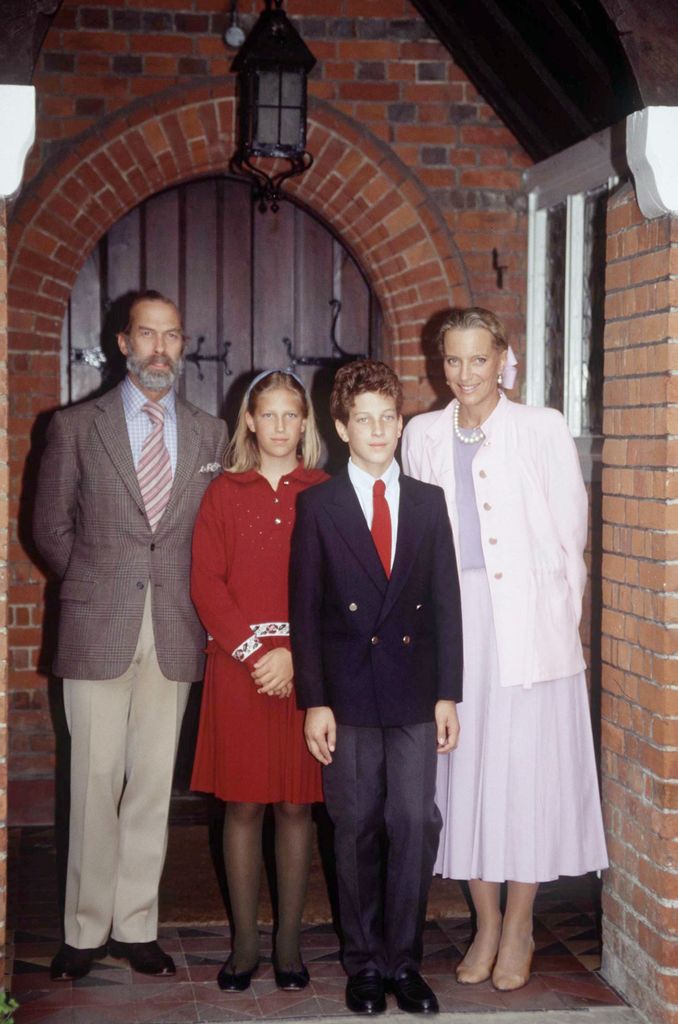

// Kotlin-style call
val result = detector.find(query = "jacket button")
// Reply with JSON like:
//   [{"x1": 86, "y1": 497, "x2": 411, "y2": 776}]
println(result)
[
  {"x1": 349, "y1": 602, "x2": 358, "y2": 611},
  {"x1": 136, "y1": 581, "x2": 144, "y2": 589},
  {"x1": 274, "y1": 517, "x2": 282, "y2": 525},
  {"x1": 489, "y1": 537, "x2": 498, "y2": 545},
  {"x1": 150, "y1": 543, "x2": 155, "y2": 551},
  {"x1": 416, "y1": 603, "x2": 422, "y2": 610},
  {"x1": 483, "y1": 502, "x2": 492, "y2": 511},
  {"x1": 402, "y1": 635, "x2": 411, "y2": 645},
  {"x1": 371, "y1": 635, "x2": 379, "y2": 645},
  {"x1": 494, "y1": 572, "x2": 503, "y2": 580},
  {"x1": 479, "y1": 469, "x2": 487, "y2": 479}
]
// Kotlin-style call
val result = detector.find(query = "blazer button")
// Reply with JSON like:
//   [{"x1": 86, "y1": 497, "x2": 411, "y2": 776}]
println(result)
[
  {"x1": 150, "y1": 542, "x2": 155, "y2": 551},
  {"x1": 349, "y1": 602, "x2": 358, "y2": 611},
  {"x1": 371, "y1": 635, "x2": 379, "y2": 645},
  {"x1": 136, "y1": 581, "x2": 144, "y2": 589},
  {"x1": 489, "y1": 537, "x2": 498, "y2": 545},
  {"x1": 402, "y1": 635, "x2": 411, "y2": 645}
]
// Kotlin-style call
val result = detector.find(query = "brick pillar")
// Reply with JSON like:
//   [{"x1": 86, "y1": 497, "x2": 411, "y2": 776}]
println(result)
[
  {"x1": 0, "y1": 198, "x2": 9, "y2": 986},
  {"x1": 601, "y1": 180, "x2": 678, "y2": 1024}
]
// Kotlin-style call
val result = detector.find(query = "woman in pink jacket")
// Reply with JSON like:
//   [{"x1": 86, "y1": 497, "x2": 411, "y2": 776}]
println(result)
[{"x1": 401, "y1": 307, "x2": 607, "y2": 992}]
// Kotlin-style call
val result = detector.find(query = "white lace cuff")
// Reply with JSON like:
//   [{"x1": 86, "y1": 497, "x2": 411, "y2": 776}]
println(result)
[
  {"x1": 231, "y1": 622, "x2": 290, "y2": 662},
  {"x1": 232, "y1": 635, "x2": 263, "y2": 662}
]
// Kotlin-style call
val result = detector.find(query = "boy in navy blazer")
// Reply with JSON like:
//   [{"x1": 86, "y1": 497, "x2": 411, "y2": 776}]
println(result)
[{"x1": 290, "y1": 360, "x2": 463, "y2": 1015}]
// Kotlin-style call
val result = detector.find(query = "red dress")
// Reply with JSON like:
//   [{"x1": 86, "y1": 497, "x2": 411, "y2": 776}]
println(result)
[{"x1": 190, "y1": 464, "x2": 326, "y2": 804}]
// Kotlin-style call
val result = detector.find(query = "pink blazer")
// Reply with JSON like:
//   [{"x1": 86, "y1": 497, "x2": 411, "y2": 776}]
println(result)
[{"x1": 401, "y1": 394, "x2": 588, "y2": 688}]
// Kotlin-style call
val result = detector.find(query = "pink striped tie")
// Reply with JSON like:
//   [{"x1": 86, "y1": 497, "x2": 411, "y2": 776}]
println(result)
[{"x1": 137, "y1": 401, "x2": 172, "y2": 532}]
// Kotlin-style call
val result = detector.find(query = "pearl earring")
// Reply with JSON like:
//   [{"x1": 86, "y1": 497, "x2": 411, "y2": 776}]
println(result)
[{"x1": 497, "y1": 372, "x2": 503, "y2": 385}]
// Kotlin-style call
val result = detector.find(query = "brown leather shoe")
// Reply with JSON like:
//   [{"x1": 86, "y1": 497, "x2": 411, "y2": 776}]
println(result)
[
  {"x1": 50, "y1": 943, "x2": 105, "y2": 981},
  {"x1": 108, "y1": 938, "x2": 175, "y2": 976}
]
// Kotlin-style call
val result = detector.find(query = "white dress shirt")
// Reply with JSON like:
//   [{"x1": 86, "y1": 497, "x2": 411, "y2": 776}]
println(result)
[
  {"x1": 347, "y1": 457, "x2": 400, "y2": 571},
  {"x1": 121, "y1": 375, "x2": 178, "y2": 477}
]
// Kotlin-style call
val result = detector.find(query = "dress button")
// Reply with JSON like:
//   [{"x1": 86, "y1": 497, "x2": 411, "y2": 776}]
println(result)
[
  {"x1": 489, "y1": 537, "x2": 498, "y2": 545},
  {"x1": 483, "y1": 502, "x2": 492, "y2": 511},
  {"x1": 479, "y1": 469, "x2": 487, "y2": 479},
  {"x1": 370, "y1": 635, "x2": 379, "y2": 645},
  {"x1": 349, "y1": 602, "x2": 358, "y2": 611},
  {"x1": 136, "y1": 581, "x2": 144, "y2": 589},
  {"x1": 273, "y1": 497, "x2": 280, "y2": 504},
  {"x1": 274, "y1": 517, "x2": 282, "y2": 525},
  {"x1": 283, "y1": 480, "x2": 290, "y2": 485},
  {"x1": 402, "y1": 635, "x2": 411, "y2": 645},
  {"x1": 494, "y1": 572, "x2": 503, "y2": 580}
]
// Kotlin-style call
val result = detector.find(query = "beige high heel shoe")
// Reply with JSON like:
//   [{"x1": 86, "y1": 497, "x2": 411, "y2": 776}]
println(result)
[
  {"x1": 491, "y1": 937, "x2": 535, "y2": 991},
  {"x1": 455, "y1": 940, "x2": 499, "y2": 985}
]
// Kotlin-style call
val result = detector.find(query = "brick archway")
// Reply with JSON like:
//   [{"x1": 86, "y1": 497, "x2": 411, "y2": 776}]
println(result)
[{"x1": 9, "y1": 84, "x2": 470, "y2": 393}]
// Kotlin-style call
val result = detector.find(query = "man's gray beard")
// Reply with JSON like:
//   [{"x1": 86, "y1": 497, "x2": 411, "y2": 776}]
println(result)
[{"x1": 127, "y1": 353, "x2": 184, "y2": 390}]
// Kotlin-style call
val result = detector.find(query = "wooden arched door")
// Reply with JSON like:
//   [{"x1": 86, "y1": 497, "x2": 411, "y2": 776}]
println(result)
[{"x1": 63, "y1": 175, "x2": 381, "y2": 466}]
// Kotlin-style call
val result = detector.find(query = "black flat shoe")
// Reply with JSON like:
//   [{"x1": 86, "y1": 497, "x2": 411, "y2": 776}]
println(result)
[
  {"x1": 346, "y1": 968, "x2": 386, "y2": 1014},
  {"x1": 107, "y1": 938, "x2": 175, "y2": 976},
  {"x1": 50, "y1": 943, "x2": 105, "y2": 981},
  {"x1": 274, "y1": 961, "x2": 310, "y2": 990},
  {"x1": 389, "y1": 969, "x2": 439, "y2": 1014},
  {"x1": 217, "y1": 957, "x2": 260, "y2": 991}
]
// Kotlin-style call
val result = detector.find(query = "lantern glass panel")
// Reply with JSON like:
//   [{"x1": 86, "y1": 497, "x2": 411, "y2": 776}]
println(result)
[
  {"x1": 255, "y1": 106, "x2": 279, "y2": 146},
  {"x1": 281, "y1": 70, "x2": 303, "y2": 106},
  {"x1": 257, "y1": 70, "x2": 280, "y2": 106},
  {"x1": 280, "y1": 108, "x2": 301, "y2": 147}
]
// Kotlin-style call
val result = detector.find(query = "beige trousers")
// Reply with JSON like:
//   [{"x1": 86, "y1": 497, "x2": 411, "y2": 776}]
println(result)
[{"x1": 63, "y1": 589, "x2": 191, "y2": 949}]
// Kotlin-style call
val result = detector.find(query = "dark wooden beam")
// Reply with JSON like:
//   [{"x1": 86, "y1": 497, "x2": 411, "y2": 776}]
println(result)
[
  {"x1": 0, "y1": 0, "x2": 63, "y2": 85},
  {"x1": 410, "y1": 0, "x2": 642, "y2": 160},
  {"x1": 600, "y1": 0, "x2": 678, "y2": 105}
]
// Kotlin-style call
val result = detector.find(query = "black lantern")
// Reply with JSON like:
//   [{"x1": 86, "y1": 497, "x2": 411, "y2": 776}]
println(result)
[{"x1": 230, "y1": 0, "x2": 316, "y2": 212}]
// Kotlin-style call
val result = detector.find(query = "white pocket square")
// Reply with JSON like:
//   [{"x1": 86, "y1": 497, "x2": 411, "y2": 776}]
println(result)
[{"x1": 200, "y1": 462, "x2": 221, "y2": 473}]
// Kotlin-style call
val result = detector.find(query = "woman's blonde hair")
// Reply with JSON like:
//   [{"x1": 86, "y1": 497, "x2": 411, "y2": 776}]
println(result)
[
  {"x1": 225, "y1": 370, "x2": 321, "y2": 472},
  {"x1": 436, "y1": 306, "x2": 508, "y2": 353}
]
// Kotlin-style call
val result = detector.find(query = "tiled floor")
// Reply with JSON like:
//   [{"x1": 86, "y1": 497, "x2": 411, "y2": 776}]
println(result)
[{"x1": 8, "y1": 826, "x2": 628, "y2": 1024}]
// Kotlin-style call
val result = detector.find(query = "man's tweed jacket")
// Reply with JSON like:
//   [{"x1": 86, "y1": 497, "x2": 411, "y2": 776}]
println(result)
[{"x1": 34, "y1": 381, "x2": 228, "y2": 682}]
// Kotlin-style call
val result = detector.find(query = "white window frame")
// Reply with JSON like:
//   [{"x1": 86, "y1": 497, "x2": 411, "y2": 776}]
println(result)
[{"x1": 524, "y1": 124, "x2": 626, "y2": 437}]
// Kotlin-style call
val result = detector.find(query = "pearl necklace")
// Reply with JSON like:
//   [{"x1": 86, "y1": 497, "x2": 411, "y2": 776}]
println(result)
[{"x1": 453, "y1": 402, "x2": 484, "y2": 445}]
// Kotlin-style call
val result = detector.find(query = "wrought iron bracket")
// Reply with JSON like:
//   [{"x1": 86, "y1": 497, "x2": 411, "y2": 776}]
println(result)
[
  {"x1": 230, "y1": 150, "x2": 314, "y2": 213},
  {"x1": 282, "y1": 299, "x2": 366, "y2": 369},
  {"x1": 184, "y1": 335, "x2": 233, "y2": 381}
]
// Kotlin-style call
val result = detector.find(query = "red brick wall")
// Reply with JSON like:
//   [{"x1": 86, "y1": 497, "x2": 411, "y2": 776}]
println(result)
[
  {"x1": 8, "y1": 0, "x2": 529, "y2": 810},
  {"x1": 601, "y1": 181, "x2": 678, "y2": 1024}
]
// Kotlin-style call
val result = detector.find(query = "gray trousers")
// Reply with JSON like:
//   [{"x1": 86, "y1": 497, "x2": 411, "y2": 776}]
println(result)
[{"x1": 322, "y1": 721, "x2": 441, "y2": 977}]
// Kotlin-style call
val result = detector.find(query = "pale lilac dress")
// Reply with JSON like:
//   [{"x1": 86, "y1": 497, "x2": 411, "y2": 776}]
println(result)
[{"x1": 433, "y1": 430, "x2": 608, "y2": 882}]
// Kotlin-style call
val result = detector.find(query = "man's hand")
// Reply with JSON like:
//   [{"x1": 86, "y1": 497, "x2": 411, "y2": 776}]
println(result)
[
  {"x1": 251, "y1": 648, "x2": 294, "y2": 696},
  {"x1": 304, "y1": 706, "x2": 337, "y2": 765},
  {"x1": 435, "y1": 700, "x2": 459, "y2": 754}
]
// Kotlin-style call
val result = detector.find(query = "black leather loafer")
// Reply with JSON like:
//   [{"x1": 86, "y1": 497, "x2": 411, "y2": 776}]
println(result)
[
  {"x1": 274, "y1": 961, "x2": 310, "y2": 990},
  {"x1": 390, "y1": 969, "x2": 439, "y2": 1013},
  {"x1": 346, "y1": 968, "x2": 386, "y2": 1014},
  {"x1": 50, "y1": 943, "x2": 105, "y2": 981},
  {"x1": 217, "y1": 957, "x2": 260, "y2": 991},
  {"x1": 108, "y1": 938, "x2": 175, "y2": 976}
]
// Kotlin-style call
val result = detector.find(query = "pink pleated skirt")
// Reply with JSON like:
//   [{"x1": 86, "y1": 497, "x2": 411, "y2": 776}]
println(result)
[{"x1": 434, "y1": 568, "x2": 608, "y2": 883}]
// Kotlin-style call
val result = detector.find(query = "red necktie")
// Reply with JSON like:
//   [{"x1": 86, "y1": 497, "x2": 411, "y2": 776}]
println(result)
[{"x1": 371, "y1": 479, "x2": 391, "y2": 578}]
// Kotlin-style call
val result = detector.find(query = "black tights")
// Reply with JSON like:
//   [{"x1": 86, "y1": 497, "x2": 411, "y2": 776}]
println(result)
[{"x1": 223, "y1": 801, "x2": 313, "y2": 971}]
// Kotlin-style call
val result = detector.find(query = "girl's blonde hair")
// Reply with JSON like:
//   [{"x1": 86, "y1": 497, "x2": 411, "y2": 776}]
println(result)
[{"x1": 225, "y1": 370, "x2": 322, "y2": 472}]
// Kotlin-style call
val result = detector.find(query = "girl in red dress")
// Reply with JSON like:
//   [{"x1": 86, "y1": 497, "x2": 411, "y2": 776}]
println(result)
[{"x1": 190, "y1": 370, "x2": 326, "y2": 992}]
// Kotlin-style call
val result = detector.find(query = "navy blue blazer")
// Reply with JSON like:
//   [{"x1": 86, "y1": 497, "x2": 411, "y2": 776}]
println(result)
[{"x1": 290, "y1": 466, "x2": 463, "y2": 728}]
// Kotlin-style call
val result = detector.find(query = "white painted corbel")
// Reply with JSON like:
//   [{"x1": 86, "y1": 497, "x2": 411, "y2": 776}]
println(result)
[
  {"x1": 0, "y1": 85, "x2": 36, "y2": 198},
  {"x1": 626, "y1": 106, "x2": 678, "y2": 219}
]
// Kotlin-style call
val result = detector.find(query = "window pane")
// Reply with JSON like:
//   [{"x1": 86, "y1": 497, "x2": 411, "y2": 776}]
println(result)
[
  {"x1": 544, "y1": 202, "x2": 566, "y2": 412},
  {"x1": 582, "y1": 187, "x2": 606, "y2": 435},
  {"x1": 255, "y1": 106, "x2": 279, "y2": 146},
  {"x1": 280, "y1": 108, "x2": 301, "y2": 147}
]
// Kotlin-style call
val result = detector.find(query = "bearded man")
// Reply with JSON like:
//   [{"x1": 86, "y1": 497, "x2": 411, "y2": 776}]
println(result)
[{"x1": 34, "y1": 291, "x2": 228, "y2": 980}]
